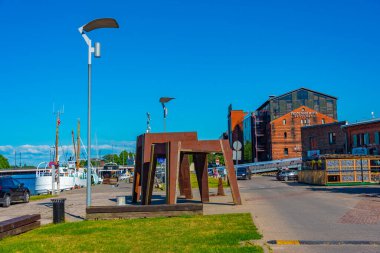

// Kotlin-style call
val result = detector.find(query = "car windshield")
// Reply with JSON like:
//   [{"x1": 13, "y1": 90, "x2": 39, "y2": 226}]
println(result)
[
  {"x1": 237, "y1": 168, "x2": 247, "y2": 173},
  {"x1": 282, "y1": 170, "x2": 297, "y2": 175}
]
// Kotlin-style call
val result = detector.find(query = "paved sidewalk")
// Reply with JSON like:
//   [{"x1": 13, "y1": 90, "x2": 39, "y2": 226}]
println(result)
[
  {"x1": 0, "y1": 182, "x2": 135, "y2": 224},
  {"x1": 0, "y1": 181, "x2": 245, "y2": 225}
]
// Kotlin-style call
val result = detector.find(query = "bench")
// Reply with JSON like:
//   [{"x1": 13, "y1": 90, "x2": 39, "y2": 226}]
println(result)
[
  {"x1": 86, "y1": 203, "x2": 203, "y2": 220},
  {"x1": 0, "y1": 214, "x2": 41, "y2": 240}
]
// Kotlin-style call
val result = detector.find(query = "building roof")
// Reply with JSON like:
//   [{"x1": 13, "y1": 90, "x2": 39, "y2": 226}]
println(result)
[
  {"x1": 301, "y1": 121, "x2": 347, "y2": 129},
  {"x1": 341, "y1": 118, "x2": 380, "y2": 128},
  {"x1": 256, "y1": 87, "x2": 338, "y2": 111}
]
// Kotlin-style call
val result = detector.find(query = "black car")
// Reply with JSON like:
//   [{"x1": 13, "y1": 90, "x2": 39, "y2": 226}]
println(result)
[
  {"x1": 236, "y1": 167, "x2": 252, "y2": 180},
  {"x1": 0, "y1": 176, "x2": 30, "y2": 208},
  {"x1": 276, "y1": 170, "x2": 298, "y2": 181}
]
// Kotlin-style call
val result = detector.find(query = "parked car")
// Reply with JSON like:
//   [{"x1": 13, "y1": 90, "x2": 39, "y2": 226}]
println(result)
[
  {"x1": 119, "y1": 173, "x2": 131, "y2": 181},
  {"x1": 0, "y1": 176, "x2": 30, "y2": 208},
  {"x1": 236, "y1": 167, "x2": 251, "y2": 180},
  {"x1": 276, "y1": 170, "x2": 298, "y2": 181}
]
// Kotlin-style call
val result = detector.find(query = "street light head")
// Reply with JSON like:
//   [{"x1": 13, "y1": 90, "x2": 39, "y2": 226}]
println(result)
[
  {"x1": 94, "y1": 42, "x2": 101, "y2": 58},
  {"x1": 159, "y1": 97, "x2": 175, "y2": 104},
  {"x1": 82, "y1": 18, "x2": 119, "y2": 33}
]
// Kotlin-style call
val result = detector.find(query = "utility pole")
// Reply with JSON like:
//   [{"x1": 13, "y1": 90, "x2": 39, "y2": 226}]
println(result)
[{"x1": 53, "y1": 106, "x2": 64, "y2": 195}]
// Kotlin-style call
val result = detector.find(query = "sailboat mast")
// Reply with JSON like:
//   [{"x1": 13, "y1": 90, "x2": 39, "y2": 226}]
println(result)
[
  {"x1": 55, "y1": 112, "x2": 60, "y2": 164},
  {"x1": 72, "y1": 130, "x2": 77, "y2": 168},
  {"x1": 77, "y1": 119, "x2": 81, "y2": 168}
]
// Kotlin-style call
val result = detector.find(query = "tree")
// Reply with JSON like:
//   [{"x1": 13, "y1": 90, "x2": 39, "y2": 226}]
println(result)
[
  {"x1": 244, "y1": 141, "x2": 252, "y2": 162},
  {"x1": 103, "y1": 154, "x2": 120, "y2": 164},
  {"x1": 0, "y1": 154, "x2": 10, "y2": 169},
  {"x1": 119, "y1": 150, "x2": 131, "y2": 165},
  {"x1": 207, "y1": 153, "x2": 225, "y2": 166}
]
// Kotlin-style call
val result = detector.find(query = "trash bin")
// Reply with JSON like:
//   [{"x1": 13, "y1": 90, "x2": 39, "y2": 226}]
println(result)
[{"x1": 51, "y1": 198, "x2": 66, "y2": 224}]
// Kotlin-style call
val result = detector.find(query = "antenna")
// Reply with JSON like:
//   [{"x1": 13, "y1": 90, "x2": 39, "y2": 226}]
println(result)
[
  {"x1": 146, "y1": 112, "x2": 151, "y2": 133},
  {"x1": 52, "y1": 104, "x2": 65, "y2": 118}
]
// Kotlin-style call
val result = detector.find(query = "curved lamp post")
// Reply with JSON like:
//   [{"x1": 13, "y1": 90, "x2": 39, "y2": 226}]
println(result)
[
  {"x1": 159, "y1": 97, "x2": 175, "y2": 132},
  {"x1": 78, "y1": 18, "x2": 119, "y2": 207}
]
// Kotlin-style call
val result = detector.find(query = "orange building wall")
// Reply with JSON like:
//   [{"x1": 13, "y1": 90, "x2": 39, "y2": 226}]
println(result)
[
  {"x1": 271, "y1": 106, "x2": 337, "y2": 160},
  {"x1": 230, "y1": 110, "x2": 247, "y2": 131}
]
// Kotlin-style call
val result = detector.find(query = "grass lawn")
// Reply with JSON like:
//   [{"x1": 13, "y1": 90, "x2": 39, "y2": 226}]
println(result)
[
  {"x1": 0, "y1": 213, "x2": 263, "y2": 253},
  {"x1": 30, "y1": 194, "x2": 55, "y2": 202},
  {"x1": 190, "y1": 173, "x2": 228, "y2": 188}
]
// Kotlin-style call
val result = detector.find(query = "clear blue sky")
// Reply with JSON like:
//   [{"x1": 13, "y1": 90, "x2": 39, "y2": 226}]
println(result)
[{"x1": 1, "y1": 0, "x2": 380, "y2": 165}]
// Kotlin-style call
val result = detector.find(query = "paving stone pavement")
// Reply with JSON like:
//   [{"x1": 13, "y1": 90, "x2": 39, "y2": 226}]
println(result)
[{"x1": 0, "y1": 181, "x2": 243, "y2": 225}]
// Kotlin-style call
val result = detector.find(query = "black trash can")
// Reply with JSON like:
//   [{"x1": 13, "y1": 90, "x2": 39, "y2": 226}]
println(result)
[{"x1": 51, "y1": 198, "x2": 66, "y2": 224}]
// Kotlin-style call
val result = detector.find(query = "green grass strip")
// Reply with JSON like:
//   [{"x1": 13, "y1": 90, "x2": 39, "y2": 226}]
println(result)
[
  {"x1": 0, "y1": 213, "x2": 263, "y2": 253},
  {"x1": 30, "y1": 194, "x2": 55, "y2": 202},
  {"x1": 326, "y1": 182, "x2": 379, "y2": 186},
  {"x1": 191, "y1": 173, "x2": 229, "y2": 189}
]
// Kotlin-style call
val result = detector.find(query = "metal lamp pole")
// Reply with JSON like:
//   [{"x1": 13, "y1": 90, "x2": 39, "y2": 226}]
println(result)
[
  {"x1": 79, "y1": 18, "x2": 119, "y2": 207},
  {"x1": 159, "y1": 97, "x2": 175, "y2": 133}
]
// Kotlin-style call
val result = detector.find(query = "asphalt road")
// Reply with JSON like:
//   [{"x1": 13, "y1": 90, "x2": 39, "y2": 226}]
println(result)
[{"x1": 238, "y1": 176, "x2": 380, "y2": 253}]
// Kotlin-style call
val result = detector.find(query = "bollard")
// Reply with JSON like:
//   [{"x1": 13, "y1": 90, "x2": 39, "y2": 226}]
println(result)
[
  {"x1": 117, "y1": 196, "x2": 126, "y2": 206},
  {"x1": 51, "y1": 198, "x2": 66, "y2": 224},
  {"x1": 217, "y1": 177, "x2": 225, "y2": 196}
]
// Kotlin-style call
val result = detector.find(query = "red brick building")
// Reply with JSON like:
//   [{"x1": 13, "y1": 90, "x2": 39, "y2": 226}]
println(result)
[
  {"x1": 241, "y1": 88, "x2": 338, "y2": 162},
  {"x1": 301, "y1": 121, "x2": 347, "y2": 158},
  {"x1": 270, "y1": 106, "x2": 337, "y2": 160},
  {"x1": 342, "y1": 118, "x2": 380, "y2": 155}
]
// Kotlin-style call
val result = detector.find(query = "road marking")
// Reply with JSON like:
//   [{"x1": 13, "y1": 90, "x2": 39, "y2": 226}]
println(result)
[{"x1": 276, "y1": 240, "x2": 300, "y2": 245}]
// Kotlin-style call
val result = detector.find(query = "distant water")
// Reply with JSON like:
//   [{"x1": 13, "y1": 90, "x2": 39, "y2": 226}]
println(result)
[{"x1": 12, "y1": 174, "x2": 36, "y2": 195}]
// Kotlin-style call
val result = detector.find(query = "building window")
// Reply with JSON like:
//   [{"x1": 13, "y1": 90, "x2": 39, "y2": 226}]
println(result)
[
  {"x1": 309, "y1": 136, "x2": 317, "y2": 150},
  {"x1": 301, "y1": 119, "x2": 309, "y2": 125},
  {"x1": 286, "y1": 102, "x2": 292, "y2": 112},
  {"x1": 322, "y1": 118, "x2": 325, "y2": 124},
  {"x1": 329, "y1": 132, "x2": 336, "y2": 144},
  {"x1": 284, "y1": 132, "x2": 287, "y2": 139},
  {"x1": 284, "y1": 148, "x2": 289, "y2": 155},
  {"x1": 364, "y1": 133, "x2": 370, "y2": 145},
  {"x1": 353, "y1": 135, "x2": 357, "y2": 147},
  {"x1": 283, "y1": 119, "x2": 286, "y2": 125},
  {"x1": 375, "y1": 132, "x2": 380, "y2": 145}
]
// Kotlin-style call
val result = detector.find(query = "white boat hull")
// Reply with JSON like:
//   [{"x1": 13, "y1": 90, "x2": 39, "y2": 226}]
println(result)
[{"x1": 35, "y1": 175, "x2": 75, "y2": 194}]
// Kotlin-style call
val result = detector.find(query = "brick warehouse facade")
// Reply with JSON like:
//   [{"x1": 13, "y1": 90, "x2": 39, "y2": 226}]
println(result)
[
  {"x1": 342, "y1": 118, "x2": 380, "y2": 155},
  {"x1": 242, "y1": 88, "x2": 338, "y2": 162},
  {"x1": 270, "y1": 106, "x2": 336, "y2": 160},
  {"x1": 301, "y1": 121, "x2": 347, "y2": 159}
]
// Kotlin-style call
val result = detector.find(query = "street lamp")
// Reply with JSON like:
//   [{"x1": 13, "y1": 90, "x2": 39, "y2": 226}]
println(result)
[
  {"x1": 78, "y1": 18, "x2": 119, "y2": 207},
  {"x1": 159, "y1": 97, "x2": 175, "y2": 132}
]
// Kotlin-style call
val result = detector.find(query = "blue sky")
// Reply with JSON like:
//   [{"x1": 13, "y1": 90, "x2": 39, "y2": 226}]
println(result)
[{"x1": 0, "y1": 0, "x2": 380, "y2": 165}]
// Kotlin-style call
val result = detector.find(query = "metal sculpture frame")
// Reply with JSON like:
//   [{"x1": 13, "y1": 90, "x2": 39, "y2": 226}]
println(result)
[{"x1": 132, "y1": 132, "x2": 241, "y2": 205}]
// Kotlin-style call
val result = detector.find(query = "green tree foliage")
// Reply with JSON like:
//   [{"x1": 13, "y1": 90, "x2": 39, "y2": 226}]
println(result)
[
  {"x1": 0, "y1": 154, "x2": 10, "y2": 169},
  {"x1": 103, "y1": 154, "x2": 120, "y2": 164},
  {"x1": 207, "y1": 153, "x2": 225, "y2": 165},
  {"x1": 118, "y1": 150, "x2": 135, "y2": 165},
  {"x1": 244, "y1": 141, "x2": 252, "y2": 162}
]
